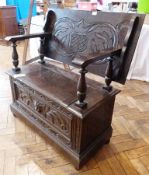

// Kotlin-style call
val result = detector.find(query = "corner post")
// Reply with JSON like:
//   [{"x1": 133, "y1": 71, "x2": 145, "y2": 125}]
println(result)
[
  {"x1": 12, "y1": 41, "x2": 20, "y2": 73},
  {"x1": 103, "y1": 57, "x2": 113, "y2": 91},
  {"x1": 75, "y1": 67, "x2": 88, "y2": 108}
]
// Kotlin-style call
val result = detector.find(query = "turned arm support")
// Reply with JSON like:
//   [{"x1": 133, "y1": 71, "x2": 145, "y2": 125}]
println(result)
[
  {"x1": 75, "y1": 66, "x2": 88, "y2": 109},
  {"x1": 5, "y1": 32, "x2": 50, "y2": 73},
  {"x1": 73, "y1": 48, "x2": 121, "y2": 108}
]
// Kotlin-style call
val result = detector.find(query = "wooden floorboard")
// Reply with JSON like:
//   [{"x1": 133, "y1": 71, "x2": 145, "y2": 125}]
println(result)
[{"x1": 0, "y1": 44, "x2": 149, "y2": 175}]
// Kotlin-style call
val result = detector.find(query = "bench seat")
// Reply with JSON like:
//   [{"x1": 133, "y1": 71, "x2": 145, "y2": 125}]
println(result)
[{"x1": 8, "y1": 61, "x2": 119, "y2": 168}]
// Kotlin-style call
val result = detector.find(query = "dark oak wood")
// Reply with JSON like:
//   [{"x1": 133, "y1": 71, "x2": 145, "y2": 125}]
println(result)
[
  {"x1": 38, "y1": 36, "x2": 46, "y2": 64},
  {"x1": 103, "y1": 57, "x2": 113, "y2": 91},
  {"x1": 75, "y1": 67, "x2": 88, "y2": 108},
  {"x1": 5, "y1": 32, "x2": 50, "y2": 42},
  {"x1": 7, "y1": 9, "x2": 145, "y2": 84},
  {"x1": 0, "y1": 6, "x2": 18, "y2": 39},
  {"x1": 7, "y1": 62, "x2": 119, "y2": 169},
  {"x1": 7, "y1": 9, "x2": 145, "y2": 169},
  {"x1": 11, "y1": 41, "x2": 20, "y2": 73}
]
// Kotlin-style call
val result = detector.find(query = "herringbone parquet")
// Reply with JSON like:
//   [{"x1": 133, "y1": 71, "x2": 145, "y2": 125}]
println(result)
[{"x1": 0, "y1": 44, "x2": 149, "y2": 175}]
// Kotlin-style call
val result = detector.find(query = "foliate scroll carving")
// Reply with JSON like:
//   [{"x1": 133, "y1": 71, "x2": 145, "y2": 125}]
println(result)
[
  {"x1": 46, "y1": 109, "x2": 71, "y2": 136},
  {"x1": 33, "y1": 100, "x2": 47, "y2": 114},
  {"x1": 15, "y1": 102, "x2": 71, "y2": 146},
  {"x1": 50, "y1": 17, "x2": 118, "y2": 58},
  {"x1": 14, "y1": 80, "x2": 73, "y2": 138},
  {"x1": 15, "y1": 80, "x2": 73, "y2": 116},
  {"x1": 19, "y1": 89, "x2": 32, "y2": 106}
]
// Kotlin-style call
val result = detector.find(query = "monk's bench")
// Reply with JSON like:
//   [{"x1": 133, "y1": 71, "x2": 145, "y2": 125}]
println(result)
[{"x1": 6, "y1": 8, "x2": 145, "y2": 169}]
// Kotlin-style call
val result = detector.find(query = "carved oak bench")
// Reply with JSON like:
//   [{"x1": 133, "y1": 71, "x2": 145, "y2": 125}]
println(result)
[{"x1": 6, "y1": 8, "x2": 145, "y2": 169}]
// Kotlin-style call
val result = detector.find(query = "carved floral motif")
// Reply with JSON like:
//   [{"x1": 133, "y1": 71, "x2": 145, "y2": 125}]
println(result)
[
  {"x1": 46, "y1": 109, "x2": 70, "y2": 135},
  {"x1": 15, "y1": 80, "x2": 73, "y2": 138},
  {"x1": 15, "y1": 101, "x2": 71, "y2": 146},
  {"x1": 50, "y1": 17, "x2": 118, "y2": 58}
]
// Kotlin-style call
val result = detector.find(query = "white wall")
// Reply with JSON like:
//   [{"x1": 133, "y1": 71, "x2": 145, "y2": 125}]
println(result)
[{"x1": 0, "y1": 0, "x2": 6, "y2": 6}]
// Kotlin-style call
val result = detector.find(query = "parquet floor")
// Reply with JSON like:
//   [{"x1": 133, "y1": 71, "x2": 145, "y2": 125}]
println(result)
[{"x1": 0, "y1": 44, "x2": 149, "y2": 175}]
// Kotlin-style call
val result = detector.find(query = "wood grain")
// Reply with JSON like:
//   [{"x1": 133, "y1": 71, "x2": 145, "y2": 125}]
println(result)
[{"x1": 0, "y1": 44, "x2": 149, "y2": 174}]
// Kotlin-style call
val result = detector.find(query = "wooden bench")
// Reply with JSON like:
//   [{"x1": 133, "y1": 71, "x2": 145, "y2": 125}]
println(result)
[{"x1": 6, "y1": 8, "x2": 145, "y2": 169}]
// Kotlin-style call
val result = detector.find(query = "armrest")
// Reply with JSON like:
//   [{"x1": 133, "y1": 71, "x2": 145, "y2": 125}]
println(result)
[
  {"x1": 72, "y1": 48, "x2": 122, "y2": 67},
  {"x1": 5, "y1": 32, "x2": 50, "y2": 42}
]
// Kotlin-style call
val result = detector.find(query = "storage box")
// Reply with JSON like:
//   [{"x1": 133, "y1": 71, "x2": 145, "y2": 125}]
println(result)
[{"x1": 0, "y1": 6, "x2": 18, "y2": 38}]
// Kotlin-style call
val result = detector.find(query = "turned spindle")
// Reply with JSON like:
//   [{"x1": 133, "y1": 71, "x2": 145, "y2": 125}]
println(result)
[
  {"x1": 12, "y1": 41, "x2": 20, "y2": 73},
  {"x1": 38, "y1": 37, "x2": 45, "y2": 64},
  {"x1": 75, "y1": 67, "x2": 88, "y2": 108},
  {"x1": 103, "y1": 57, "x2": 113, "y2": 91}
]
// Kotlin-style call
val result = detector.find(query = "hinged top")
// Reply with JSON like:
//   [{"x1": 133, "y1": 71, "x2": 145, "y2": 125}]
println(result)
[
  {"x1": 42, "y1": 8, "x2": 145, "y2": 84},
  {"x1": 6, "y1": 9, "x2": 145, "y2": 85},
  {"x1": 7, "y1": 61, "x2": 120, "y2": 118}
]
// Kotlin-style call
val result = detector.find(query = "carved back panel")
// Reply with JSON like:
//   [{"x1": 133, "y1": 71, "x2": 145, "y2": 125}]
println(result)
[{"x1": 42, "y1": 9, "x2": 145, "y2": 84}]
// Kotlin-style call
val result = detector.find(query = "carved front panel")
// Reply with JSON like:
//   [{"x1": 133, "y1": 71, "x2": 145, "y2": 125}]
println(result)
[
  {"x1": 15, "y1": 101, "x2": 71, "y2": 146},
  {"x1": 14, "y1": 80, "x2": 74, "y2": 145}
]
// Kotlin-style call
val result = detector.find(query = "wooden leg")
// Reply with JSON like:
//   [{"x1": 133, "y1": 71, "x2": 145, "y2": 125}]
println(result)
[{"x1": 75, "y1": 67, "x2": 88, "y2": 108}]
